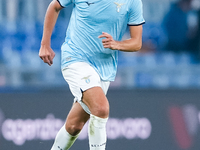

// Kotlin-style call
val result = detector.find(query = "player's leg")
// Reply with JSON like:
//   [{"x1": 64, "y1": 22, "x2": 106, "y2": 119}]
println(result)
[
  {"x1": 82, "y1": 86, "x2": 109, "y2": 150},
  {"x1": 61, "y1": 62, "x2": 110, "y2": 150},
  {"x1": 65, "y1": 101, "x2": 90, "y2": 136},
  {"x1": 82, "y1": 86, "x2": 109, "y2": 118},
  {"x1": 51, "y1": 102, "x2": 90, "y2": 150}
]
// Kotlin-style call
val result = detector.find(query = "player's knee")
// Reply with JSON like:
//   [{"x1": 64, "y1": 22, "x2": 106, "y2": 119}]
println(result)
[
  {"x1": 66, "y1": 124, "x2": 82, "y2": 136},
  {"x1": 94, "y1": 104, "x2": 109, "y2": 118}
]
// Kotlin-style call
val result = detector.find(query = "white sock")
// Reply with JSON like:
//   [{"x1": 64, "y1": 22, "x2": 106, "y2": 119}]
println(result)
[
  {"x1": 88, "y1": 114, "x2": 108, "y2": 150},
  {"x1": 51, "y1": 125, "x2": 78, "y2": 150}
]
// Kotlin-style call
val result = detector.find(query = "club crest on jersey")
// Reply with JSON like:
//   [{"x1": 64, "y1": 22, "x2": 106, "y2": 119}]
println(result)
[
  {"x1": 82, "y1": 75, "x2": 91, "y2": 84},
  {"x1": 114, "y1": 2, "x2": 125, "y2": 12}
]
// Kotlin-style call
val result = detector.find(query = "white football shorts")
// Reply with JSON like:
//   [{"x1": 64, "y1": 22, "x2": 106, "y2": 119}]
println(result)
[{"x1": 62, "y1": 62, "x2": 110, "y2": 114}]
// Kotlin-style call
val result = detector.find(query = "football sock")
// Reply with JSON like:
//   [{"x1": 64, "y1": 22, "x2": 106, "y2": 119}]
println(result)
[
  {"x1": 51, "y1": 125, "x2": 78, "y2": 150},
  {"x1": 88, "y1": 114, "x2": 108, "y2": 150}
]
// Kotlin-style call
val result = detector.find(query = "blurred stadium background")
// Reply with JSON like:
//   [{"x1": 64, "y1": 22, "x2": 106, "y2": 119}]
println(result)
[{"x1": 1, "y1": 0, "x2": 200, "y2": 149}]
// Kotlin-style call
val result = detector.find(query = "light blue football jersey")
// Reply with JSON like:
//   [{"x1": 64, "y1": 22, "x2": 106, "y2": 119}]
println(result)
[{"x1": 58, "y1": 0, "x2": 145, "y2": 81}]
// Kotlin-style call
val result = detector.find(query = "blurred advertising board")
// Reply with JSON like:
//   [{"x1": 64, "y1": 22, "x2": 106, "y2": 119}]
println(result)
[{"x1": 0, "y1": 89, "x2": 200, "y2": 150}]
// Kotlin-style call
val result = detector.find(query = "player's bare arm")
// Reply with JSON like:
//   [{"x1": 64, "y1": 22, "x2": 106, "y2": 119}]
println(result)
[
  {"x1": 98, "y1": 25, "x2": 143, "y2": 52},
  {"x1": 39, "y1": 0, "x2": 63, "y2": 66}
]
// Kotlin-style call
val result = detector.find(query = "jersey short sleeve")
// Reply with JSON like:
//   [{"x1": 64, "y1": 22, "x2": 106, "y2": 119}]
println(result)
[
  {"x1": 57, "y1": 0, "x2": 73, "y2": 7},
  {"x1": 128, "y1": 0, "x2": 145, "y2": 26}
]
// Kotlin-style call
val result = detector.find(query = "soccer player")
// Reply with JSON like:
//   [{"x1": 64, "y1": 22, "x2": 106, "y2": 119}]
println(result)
[{"x1": 39, "y1": 0, "x2": 145, "y2": 149}]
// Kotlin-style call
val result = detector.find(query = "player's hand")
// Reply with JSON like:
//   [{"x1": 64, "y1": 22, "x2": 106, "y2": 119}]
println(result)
[
  {"x1": 98, "y1": 32, "x2": 119, "y2": 50},
  {"x1": 39, "y1": 45, "x2": 55, "y2": 66}
]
